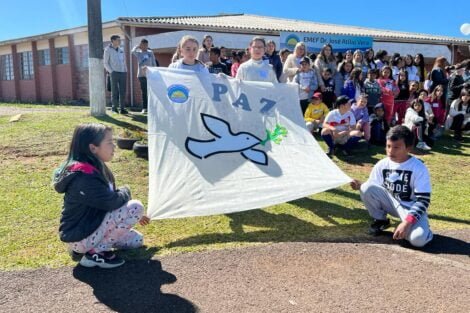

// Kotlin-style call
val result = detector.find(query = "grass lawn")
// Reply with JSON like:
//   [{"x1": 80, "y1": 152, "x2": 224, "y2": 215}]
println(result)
[{"x1": 0, "y1": 104, "x2": 469, "y2": 270}]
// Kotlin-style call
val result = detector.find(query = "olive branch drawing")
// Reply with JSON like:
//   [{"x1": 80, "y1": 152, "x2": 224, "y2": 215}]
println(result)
[{"x1": 260, "y1": 124, "x2": 288, "y2": 146}]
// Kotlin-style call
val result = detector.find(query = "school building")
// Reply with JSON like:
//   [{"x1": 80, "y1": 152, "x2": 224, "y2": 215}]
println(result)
[{"x1": 0, "y1": 14, "x2": 468, "y2": 106}]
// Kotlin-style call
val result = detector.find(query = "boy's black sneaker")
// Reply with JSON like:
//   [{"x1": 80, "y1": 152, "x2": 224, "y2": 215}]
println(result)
[
  {"x1": 454, "y1": 135, "x2": 463, "y2": 142},
  {"x1": 368, "y1": 218, "x2": 391, "y2": 236},
  {"x1": 326, "y1": 147, "x2": 335, "y2": 158},
  {"x1": 79, "y1": 252, "x2": 125, "y2": 269}
]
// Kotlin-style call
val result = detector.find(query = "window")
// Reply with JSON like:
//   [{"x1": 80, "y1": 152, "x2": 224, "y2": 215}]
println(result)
[
  {"x1": 56, "y1": 47, "x2": 69, "y2": 64},
  {"x1": 38, "y1": 49, "x2": 51, "y2": 66},
  {"x1": 0, "y1": 54, "x2": 14, "y2": 80},
  {"x1": 20, "y1": 51, "x2": 34, "y2": 80},
  {"x1": 76, "y1": 45, "x2": 88, "y2": 68}
]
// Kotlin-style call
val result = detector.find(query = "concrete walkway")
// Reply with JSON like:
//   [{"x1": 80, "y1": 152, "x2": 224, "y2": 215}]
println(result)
[{"x1": 1, "y1": 230, "x2": 468, "y2": 313}]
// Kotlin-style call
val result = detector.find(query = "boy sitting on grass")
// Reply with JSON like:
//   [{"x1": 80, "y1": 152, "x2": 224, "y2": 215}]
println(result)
[
  {"x1": 350, "y1": 125, "x2": 433, "y2": 248},
  {"x1": 321, "y1": 95, "x2": 362, "y2": 157}
]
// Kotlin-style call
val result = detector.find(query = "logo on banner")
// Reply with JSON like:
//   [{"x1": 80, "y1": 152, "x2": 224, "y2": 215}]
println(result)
[
  {"x1": 167, "y1": 84, "x2": 189, "y2": 103},
  {"x1": 285, "y1": 34, "x2": 300, "y2": 50},
  {"x1": 185, "y1": 113, "x2": 288, "y2": 166}
]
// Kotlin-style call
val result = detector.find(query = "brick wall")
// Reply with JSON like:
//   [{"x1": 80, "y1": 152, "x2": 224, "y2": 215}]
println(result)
[
  {"x1": 0, "y1": 81, "x2": 16, "y2": 101},
  {"x1": 56, "y1": 64, "x2": 73, "y2": 102},
  {"x1": 38, "y1": 66, "x2": 54, "y2": 103},
  {"x1": 19, "y1": 80, "x2": 36, "y2": 102}
]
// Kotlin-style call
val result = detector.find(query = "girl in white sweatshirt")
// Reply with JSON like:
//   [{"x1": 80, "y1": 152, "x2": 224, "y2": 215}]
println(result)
[
  {"x1": 404, "y1": 99, "x2": 431, "y2": 151},
  {"x1": 447, "y1": 88, "x2": 470, "y2": 141}
]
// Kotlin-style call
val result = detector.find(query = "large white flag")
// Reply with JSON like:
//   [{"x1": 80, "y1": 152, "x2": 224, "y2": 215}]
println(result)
[{"x1": 146, "y1": 67, "x2": 351, "y2": 219}]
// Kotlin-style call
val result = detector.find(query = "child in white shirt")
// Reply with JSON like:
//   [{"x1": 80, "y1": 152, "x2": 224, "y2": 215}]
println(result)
[{"x1": 350, "y1": 125, "x2": 433, "y2": 248}]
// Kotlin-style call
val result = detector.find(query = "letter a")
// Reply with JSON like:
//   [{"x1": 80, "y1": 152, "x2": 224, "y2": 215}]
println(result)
[{"x1": 232, "y1": 93, "x2": 251, "y2": 111}]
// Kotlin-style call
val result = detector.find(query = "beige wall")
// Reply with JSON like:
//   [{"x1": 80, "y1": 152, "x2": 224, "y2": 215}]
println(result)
[
  {"x1": 74, "y1": 32, "x2": 88, "y2": 46},
  {"x1": 37, "y1": 40, "x2": 49, "y2": 50},
  {"x1": 0, "y1": 46, "x2": 12, "y2": 55},
  {"x1": 103, "y1": 27, "x2": 124, "y2": 42},
  {"x1": 16, "y1": 42, "x2": 32, "y2": 53},
  {"x1": 73, "y1": 26, "x2": 125, "y2": 46},
  {"x1": 54, "y1": 36, "x2": 69, "y2": 48}
]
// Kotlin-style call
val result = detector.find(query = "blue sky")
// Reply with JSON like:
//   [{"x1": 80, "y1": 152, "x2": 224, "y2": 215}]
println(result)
[{"x1": 0, "y1": 0, "x2": 469, "y2": 41}]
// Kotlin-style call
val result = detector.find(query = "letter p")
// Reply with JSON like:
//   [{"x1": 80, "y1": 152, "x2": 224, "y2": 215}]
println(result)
[{"x1": 212, "y1": 83, "x2": 228, "y2": 102}]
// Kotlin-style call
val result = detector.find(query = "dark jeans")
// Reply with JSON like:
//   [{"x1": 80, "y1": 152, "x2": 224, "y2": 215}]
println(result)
[
  {"x1": 370, "y1": 120, "x2": 387, "y2": 146},
  {"x1": 451, "y1": 114, "x2": 470, "y2": 138},
  {"x1": 111, "y1": 71, "x2": 127, "y2": 110},
  {"x1": 300, "y1": 99, "x2": 310, "y2": 115},
  {"x1": 138, "y1": 77, "x2": 148, "y2": 109}
]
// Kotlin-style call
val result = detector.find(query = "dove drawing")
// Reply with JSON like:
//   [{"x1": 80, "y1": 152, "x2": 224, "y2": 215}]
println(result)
[{"x1": 185, "y1": 113, "x2": 268, "y2": 165}]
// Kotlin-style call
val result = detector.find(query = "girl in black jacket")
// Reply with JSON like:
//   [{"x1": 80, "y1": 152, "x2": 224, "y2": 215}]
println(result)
[{"x1": 53, "y1": 123, "x2": 149, "y2": 268}]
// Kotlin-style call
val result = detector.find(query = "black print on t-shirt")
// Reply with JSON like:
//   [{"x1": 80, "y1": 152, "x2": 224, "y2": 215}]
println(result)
[{"x1": 382, "y1": 169, "x2": 412, "y2": 201}]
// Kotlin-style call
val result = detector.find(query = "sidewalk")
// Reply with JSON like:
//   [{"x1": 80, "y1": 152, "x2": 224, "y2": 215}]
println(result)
[{"x1": 0, "y1": 230, "x2": 468, "y2": 313}]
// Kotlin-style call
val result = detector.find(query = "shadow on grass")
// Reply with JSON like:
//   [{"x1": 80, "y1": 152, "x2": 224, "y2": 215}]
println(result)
[
  {"x1": 325, "y1": 188, "x2": 362, "y2": 202},
  {"x1": 429, "y1": 135, "x2": 470, "y2": 156},
  {"x1": 166, "y1": 199, "x2": 370, "y2": 249},
  {"x1": 129, "y1": 113, "x2": 148, "y2": 124},
  {"x1": 165, "y1": 198, "x2": 469, "y2": 257},
  {"x1": 335, "y1": 142, "x2": 382, "y2": 165},
  {"x1": 73, "y1": 247, "x2": 197, "y2": 313},
  {"x1": 96, "y1": 114, "x2": 147, "y2": 132},
  {"x1": 428, "y1": 214, "x2": 470, "y2": 226}
]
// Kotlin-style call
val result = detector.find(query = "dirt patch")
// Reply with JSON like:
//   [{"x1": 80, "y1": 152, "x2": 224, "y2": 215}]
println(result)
[{"x1": 0, "y1": 106, "x2": 86, "y2": 116}]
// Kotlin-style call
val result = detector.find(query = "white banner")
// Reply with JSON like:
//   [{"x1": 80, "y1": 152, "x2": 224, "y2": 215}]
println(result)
[{"x1": 146, "y1": 67, "x2": 351, "y2": 219}]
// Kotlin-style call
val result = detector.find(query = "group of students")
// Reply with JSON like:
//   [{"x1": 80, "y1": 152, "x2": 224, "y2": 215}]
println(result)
[
  {"x1": 167, "y1": 35, "x2": 470, "y2": 155},
  {"x1": 286, "y1": 44, "x2": 470, "y2": 156},
  {"x1": 55, "y1": 34, "x2": 465, "y2": 269}
]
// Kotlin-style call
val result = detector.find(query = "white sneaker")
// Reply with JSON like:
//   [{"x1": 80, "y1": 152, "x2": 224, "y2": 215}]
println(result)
[{"x1": 416, "y1": 141, "x2": 431, "y2": 151}]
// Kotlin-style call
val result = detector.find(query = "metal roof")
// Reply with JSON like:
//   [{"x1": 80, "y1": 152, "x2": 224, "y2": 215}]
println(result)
[
  {"x1": 0, "y1": 21, "x2": 119, "y2": 46},
  {"x1": 117, "y1": 14, "x2": 469, "y2": 45}
]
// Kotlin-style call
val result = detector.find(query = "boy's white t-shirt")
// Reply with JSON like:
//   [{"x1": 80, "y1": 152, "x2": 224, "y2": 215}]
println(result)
[
  {"x1": 367, "y1": 156, "x2": 431, "y2": 209},
  {"x1": 324, "y1": 109, "x2": 356, "y2": 132}
]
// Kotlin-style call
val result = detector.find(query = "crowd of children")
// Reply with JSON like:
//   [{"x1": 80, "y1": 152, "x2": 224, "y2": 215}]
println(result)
[
  {"x1": 169, "y1": 35, "x2": 469, "y2": 150},
  {"x1": 57, "y1": 36, "x2": 469, "y2": 269}
]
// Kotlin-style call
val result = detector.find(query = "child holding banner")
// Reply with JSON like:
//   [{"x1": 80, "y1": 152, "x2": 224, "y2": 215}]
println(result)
[
  {"x1": 53, "y1": 123, "x2": 150, "y2": 269},
  {"x1": 169, "y1": 35, "x2": 209, "y2": 74},
  {"x1": 236, "y1": 36, "x2": 278, "y2": 83},
  {"x1": 350, "y1": 125, "x2": 433, "y2": 248}
]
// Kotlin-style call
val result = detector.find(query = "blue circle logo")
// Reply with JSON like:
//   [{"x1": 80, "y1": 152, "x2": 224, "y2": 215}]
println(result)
[
  {"x1": 167, "y1": 84, "x2": 189, "y2": 103},
  {"x1": 285, "y1": 34, "x2": 300, "y2": 50}
]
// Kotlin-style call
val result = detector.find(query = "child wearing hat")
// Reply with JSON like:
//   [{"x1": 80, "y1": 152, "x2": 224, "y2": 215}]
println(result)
[
  {"x1": 321, "y1": 95, "x2": 362, "y2": 157},
  {"x1": 304, "y1": 92, "x2": 330, "y2": 134},
  {"x1": 369, "y1": 102, "x2": 390, "y2": 146},
  {"x1": 294, "y1": 56, "x2": 318, "y2": 114}
]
